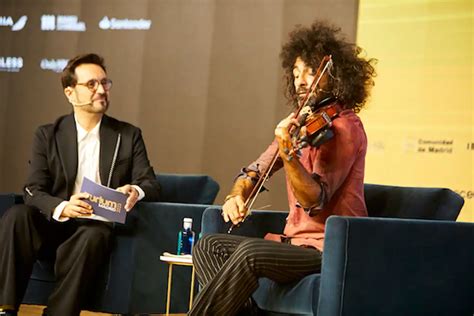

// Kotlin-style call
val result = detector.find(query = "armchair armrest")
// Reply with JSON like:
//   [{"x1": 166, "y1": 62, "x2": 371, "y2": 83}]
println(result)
[
  {"x1": 318, "y1": 216, "x2": 474, "y2": 316},
  {"x1": 0, "y1": 193, "x2": 23, "y2": 216}
]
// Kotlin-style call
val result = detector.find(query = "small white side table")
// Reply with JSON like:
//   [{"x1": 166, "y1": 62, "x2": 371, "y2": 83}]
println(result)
[{"x1": 160, "y1": 254, "x2": 195, "y2": 316}]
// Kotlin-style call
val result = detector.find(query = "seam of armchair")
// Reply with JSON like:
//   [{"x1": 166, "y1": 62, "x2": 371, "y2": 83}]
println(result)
[
  {"x1": 339, "y1": 217, "x2": 350, "y2": 316},
  {"x1": 317, "y1": 216, "x2": 351, "y2": 316},
  {"x1": 156, "y1": 201, "x2": 215, "y2": 208}
]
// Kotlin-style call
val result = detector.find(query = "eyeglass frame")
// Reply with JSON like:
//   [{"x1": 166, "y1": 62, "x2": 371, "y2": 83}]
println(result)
[{"x1": 75, "y1": 78, "x2": 113, "y2": 92}]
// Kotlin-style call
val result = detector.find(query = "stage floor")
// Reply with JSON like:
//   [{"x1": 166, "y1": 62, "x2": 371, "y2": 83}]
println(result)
[{"x1": 19, "y1": 305, "x2": 185, "y2": 316}]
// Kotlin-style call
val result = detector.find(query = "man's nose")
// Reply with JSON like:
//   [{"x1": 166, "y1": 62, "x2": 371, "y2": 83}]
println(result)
[
  {"x1": 96, "y1": 82, "x2": 106, "y2": 94},
  {"x1": 296, "y1": 75, "x2": 308, "y2": 89}
]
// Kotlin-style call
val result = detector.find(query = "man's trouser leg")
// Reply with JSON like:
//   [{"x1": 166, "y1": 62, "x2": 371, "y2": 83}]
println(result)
[
  {"x1": 0, "y1": 205, "x2": 48, "y2": 311},
  {"x1": 189, "y1": 233, "x2": 322, "y2": 316},
  {"x1": 45, "y1": 220, "x2": 113, "y2": 316}
]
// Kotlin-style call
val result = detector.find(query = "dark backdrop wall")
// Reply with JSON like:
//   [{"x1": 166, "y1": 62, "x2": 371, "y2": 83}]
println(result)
[{"x1": 0, "y1": 0, "x2": 359, "y2": 211}]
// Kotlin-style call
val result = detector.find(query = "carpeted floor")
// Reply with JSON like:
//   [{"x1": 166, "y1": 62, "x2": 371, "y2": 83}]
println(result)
[
  {"x1": 18, "y1": 305, "x2": 109, "y2": 316},
  {"x1": 18, "y1": 305, "x2": 185, "y2": 316}
]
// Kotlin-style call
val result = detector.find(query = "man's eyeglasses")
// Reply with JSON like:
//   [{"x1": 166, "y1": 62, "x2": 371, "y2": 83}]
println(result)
[{"x1": 75, "y1": 78, "x2": 113, "y2": 92}]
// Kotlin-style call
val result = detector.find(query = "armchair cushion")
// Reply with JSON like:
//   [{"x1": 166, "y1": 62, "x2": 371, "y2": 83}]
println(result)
[
  {"x1": 157, "y1": 173, "x2": 219, "y2": 204},
  {"x1": 364, "y1": 184, "x2": 463, "y2": 220},
  {"x1": 201, "y1": 206, "x2": 287, "y2": 238}
]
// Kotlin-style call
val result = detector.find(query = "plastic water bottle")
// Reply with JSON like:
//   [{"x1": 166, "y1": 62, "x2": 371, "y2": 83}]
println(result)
[{"x1": 177, "y1": 218, "x2": 195, "y2": 255}]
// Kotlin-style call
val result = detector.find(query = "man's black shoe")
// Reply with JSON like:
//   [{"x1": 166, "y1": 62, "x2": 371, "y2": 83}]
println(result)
[{"x1": 0, "y1": 310, "x2": 18, "y2": 316}]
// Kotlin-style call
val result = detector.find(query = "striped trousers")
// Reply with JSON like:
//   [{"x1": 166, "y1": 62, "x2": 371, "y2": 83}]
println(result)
[{"x1": 188, "y1": 233, "x2": 322, "y2": 316}]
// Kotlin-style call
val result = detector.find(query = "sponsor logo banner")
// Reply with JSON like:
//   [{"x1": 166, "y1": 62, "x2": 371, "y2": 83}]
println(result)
[
  {"x1": 0, "y1": 15, "x2": 28, "y2": 31},
  {"x1": 99, "y1": 16, "x2": 151, "y2": 30},
  {"x1": 0, "y1": 56, "x2": 23, "y2": 72},
  {"x1": 41, "y1": 15, "x2": 86, "y2": 32},
  {"x1": 40, "y1": 58, "x2": 69, "y2": 73}
]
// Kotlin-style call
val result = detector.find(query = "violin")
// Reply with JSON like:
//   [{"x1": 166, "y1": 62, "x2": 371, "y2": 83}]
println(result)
[{"x1": 289, "y1": 97, "x2": 341, "y2": 157}]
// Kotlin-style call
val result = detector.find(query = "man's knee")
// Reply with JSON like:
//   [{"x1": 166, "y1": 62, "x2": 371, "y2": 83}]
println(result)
[
  {"x1": 75, "y1": 223, "x2": 113, "y2": 251},
  {"x1": 1, "y1": 204, "x2": 38, "y2": 227},
  {"x1": 194, "y1": 233, "x2": 223, "y2": 256},
  {"x1": 233, "y1": 239, "x2": 264, "y2": 262},
  {"x1": 193, "y1": 234, "x2": 230, "y2": 266}
]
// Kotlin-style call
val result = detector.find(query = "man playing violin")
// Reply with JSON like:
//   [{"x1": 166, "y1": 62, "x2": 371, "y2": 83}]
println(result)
[{"x1": 189, "y1": 20, "x2": 377, "y2": 316}]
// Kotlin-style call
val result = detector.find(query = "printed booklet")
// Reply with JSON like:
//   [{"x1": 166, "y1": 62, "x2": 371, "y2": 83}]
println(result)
[{"x1": 80, "y1": 177, "x2": 128, "y2": 223}]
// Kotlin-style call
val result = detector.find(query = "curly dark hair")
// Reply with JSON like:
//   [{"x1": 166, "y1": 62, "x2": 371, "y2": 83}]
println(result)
[
  {"x1": 280, "y1": 21, "x2": 377, "y2": 112},
  {"x1": 61, "y1": 53, "x2": 107, "y2": 89}
]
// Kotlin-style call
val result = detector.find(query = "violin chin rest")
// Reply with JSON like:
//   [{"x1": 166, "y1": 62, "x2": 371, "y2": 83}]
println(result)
[{"x1": 311, "y1": 128, "x2": 334, "y2": 148}]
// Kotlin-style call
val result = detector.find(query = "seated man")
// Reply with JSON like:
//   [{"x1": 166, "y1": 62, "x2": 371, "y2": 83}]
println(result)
[
  {"x1": 0, "y1": 53, "x2": 160, "y2": 316},
  {"x1": 189, "y1": 20, "x2": 377, "y2": 315}
]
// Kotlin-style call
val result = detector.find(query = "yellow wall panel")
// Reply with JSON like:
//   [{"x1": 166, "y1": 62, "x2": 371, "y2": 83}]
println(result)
[{"x1": 357, "y1": 0, "x2": 473, "y2": 221}]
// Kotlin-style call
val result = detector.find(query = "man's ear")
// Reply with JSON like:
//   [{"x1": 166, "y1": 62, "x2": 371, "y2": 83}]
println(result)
[
  {"x1": 64, "y1": 87, "x2": 76, "y2": 105},
  {"x1": 64, "y1": 86, "x2": 73, "y2": 97}
]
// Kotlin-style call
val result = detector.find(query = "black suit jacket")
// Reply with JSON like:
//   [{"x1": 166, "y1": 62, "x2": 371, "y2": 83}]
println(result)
[{"x1": 23, "y1": 113, "x2": 160, "y2": 220}]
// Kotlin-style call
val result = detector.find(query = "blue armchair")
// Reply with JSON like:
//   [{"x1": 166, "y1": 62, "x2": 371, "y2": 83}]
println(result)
[
  {"x1": 201, "y1": 184, "x2": 474, "y2": 316},
  {"x1": 0, "y1": 173, "x2": 219, "y2": 315}
]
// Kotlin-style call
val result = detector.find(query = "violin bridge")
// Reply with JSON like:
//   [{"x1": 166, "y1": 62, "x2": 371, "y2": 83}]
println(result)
[{"x1": 321, "y1": 111, "x2": 332, "y2": 127}]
